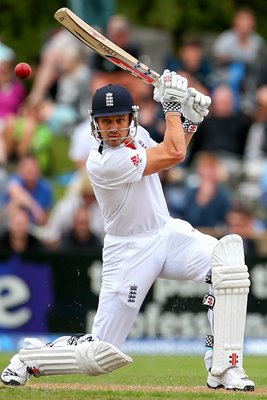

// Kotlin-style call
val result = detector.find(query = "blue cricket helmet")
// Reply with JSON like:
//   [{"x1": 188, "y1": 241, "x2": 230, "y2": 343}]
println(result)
[{"x1": 91, "y1": 84, "x2": 135, "y2": 117}]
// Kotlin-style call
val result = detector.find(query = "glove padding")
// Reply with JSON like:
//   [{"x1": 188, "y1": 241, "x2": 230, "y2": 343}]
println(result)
[
  {"x1": 153, "y1": 69, "x2": 188, "y2": 104},
  {"x1": 182, "y1": 88, "x2": 211, "y2": 123}
]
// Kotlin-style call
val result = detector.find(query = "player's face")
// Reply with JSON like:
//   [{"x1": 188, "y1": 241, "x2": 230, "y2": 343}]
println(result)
[{"x1": 97, "y1": 114, "x2": 131, "y2": 147}]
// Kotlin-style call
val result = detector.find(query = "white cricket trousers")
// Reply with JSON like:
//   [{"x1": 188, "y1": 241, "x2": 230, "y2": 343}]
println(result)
[{"x1": 92, "y1": 217, "x2": 218, "y2": 348}]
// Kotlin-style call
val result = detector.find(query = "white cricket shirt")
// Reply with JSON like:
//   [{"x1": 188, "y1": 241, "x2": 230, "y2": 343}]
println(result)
[{"x1": 86, "y1": 126, "x2": 170, "y2": 236}]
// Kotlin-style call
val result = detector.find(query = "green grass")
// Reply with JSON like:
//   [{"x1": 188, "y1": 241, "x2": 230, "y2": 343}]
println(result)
[{"x1": 0, "y1": 353, "x2": 266, "y2": 399}]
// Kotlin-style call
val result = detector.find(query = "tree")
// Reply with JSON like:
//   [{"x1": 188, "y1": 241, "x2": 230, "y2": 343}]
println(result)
[
  {"x1": 0, "y1": 0, "x2": 65, "y2": 63},
  {"x1": 1, "y1": 0, "x2": 267, "y2": 64}
]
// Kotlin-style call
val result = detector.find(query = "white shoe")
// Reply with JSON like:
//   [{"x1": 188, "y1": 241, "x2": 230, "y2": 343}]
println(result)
[
  {"x1": 1, "y1": 354, "x2": 29, "y2": 386},
  {"x1": 207, "y1": 367, "x2": 255, "y2": 391}
]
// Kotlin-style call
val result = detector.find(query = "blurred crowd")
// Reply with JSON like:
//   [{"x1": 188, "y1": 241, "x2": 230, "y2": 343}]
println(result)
[{"x1": 1, "y1": 5, "x2": 267, "y2": 257}]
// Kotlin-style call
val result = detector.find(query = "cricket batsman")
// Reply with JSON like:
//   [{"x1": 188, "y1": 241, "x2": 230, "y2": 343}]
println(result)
[{"x1": 1, "y1": 70, "x2": 254, "y2": 391}]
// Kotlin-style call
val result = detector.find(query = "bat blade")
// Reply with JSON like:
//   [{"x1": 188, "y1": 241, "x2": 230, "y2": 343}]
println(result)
[{"x1": 54, "y1": 8, "x2": 160, "y2": 87}]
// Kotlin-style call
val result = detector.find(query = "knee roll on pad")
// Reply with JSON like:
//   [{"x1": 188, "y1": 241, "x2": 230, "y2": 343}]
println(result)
[
  {"x1": 211, "y1": 234, "x2": 250, "y2": 376},
  {"x1": 76, "y1": 340, "x2": 133, "y2": 376}
]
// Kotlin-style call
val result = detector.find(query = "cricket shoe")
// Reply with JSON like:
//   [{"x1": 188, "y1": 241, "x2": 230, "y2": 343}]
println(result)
[
  {"x1": 207, "y1": 366, "x2": 255, "y2": 391},
  {"x1": 1, "y1": 354, "x2": 29, "y2": 386}
]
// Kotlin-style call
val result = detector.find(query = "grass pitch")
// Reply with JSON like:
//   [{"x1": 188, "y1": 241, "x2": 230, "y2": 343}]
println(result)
[{"x1": 0, "y1": 353, "x2": 266, "y2": 399}]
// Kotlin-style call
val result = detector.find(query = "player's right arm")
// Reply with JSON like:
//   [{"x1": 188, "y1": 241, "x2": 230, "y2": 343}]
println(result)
[
  {"x1": 144, "y1": 113, "x2": 186, "y2": 175},
  {"x1": 143, "y1": 70, "x2": 187, "y2": 176}
]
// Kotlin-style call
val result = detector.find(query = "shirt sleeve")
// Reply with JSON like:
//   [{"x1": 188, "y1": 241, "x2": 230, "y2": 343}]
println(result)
[{"x1": 92, "y1": 147, "x2": 147, "y2": 188}]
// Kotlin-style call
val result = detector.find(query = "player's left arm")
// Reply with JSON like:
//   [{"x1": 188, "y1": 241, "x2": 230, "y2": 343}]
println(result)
[{"x1": 181, "y1": 88, "x2": 211, "y2": 147}]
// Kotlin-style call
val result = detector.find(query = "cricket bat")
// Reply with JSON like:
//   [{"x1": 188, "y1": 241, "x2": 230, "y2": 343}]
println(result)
[{"x1": 54, "y1": 7, "x2": 160, "y2": 87}]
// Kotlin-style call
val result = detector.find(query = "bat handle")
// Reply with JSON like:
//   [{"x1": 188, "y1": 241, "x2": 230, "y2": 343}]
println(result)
[{"x1": 152, "y1": 79, "x2": 160, "y2": 88}]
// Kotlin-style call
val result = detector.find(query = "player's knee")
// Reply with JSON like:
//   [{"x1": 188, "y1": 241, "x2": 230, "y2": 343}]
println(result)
[{"x1": 75, "y1": 340, "x2": 132, "y2": 376}]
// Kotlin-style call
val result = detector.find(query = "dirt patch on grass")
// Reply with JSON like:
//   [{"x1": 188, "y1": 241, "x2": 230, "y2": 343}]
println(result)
[{"x1": 30, "y1": 382, "x2": 267, "y2": 394}]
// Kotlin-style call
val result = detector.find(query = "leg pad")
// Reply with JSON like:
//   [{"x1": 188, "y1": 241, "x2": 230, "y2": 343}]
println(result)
[
  {"x1": 19, "y1": 339, "x2": 132, "y2": 377},
  {"x1": 211, "y1": 234, "x2": 250, "y2": 376}
]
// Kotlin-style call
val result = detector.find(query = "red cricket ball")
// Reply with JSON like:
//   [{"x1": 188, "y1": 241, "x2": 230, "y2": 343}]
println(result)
[{"x1": 14, "y1": 62, "x2": 32, "y2": 79}]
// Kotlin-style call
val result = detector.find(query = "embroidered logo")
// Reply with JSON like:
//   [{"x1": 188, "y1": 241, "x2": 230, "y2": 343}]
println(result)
[
  {"x1": 131, "y1": 154, "x2": 141, "y2": 167},
  {"x1": 105, "y1": 92, "x2": 114, "y2": 106},
  {"x1": 127, "y1": 284, "x2": 138, "y2": 303}
]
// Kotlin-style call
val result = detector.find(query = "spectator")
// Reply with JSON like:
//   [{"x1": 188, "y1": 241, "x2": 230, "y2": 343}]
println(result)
[
  {"x1": 3, "y1": 154, "x2": 54, "y2": 226},
  {"x1": 189, "y1": 85, "x2": 252, "y2": 177},
  {"x1": 27, "y1": 29, "x2": 89, "y2": 108},
  {"x1": 0, "y1": 206, "x2": 46, "y2": 253},
  {"x1": 180, "y1": 152, "x2": 232, "y2": 230},
  {"x1": 41, "y1": 167, "x2": 104, "y2": 249},
  {"x1": 256, "y1": 47, "x2": 267, "y2": 90},
  {"x1": 244, "y1": 85, "x2": 267, "y2": 161},
  {"x1": 225, "y1": 202, "x2": 262, "y2": 256},
  {"x1": 59, "y1": 205, "x2": 103, "y2": 252},
  {"x1": 259, "y1": 160, "x2": 267, "y2": 215},
  {"x1": 90, "y1": 14, "x2": 151, "y2": 103},
  {"x1": 38, "y1": 45, "x2": 91, "y2": 136},
  {"x1": 0, "y1": 41, "x2": 15, "y2": 63},
  {"x1": 0, "y1": 45, "x2": 26, "y2": 121},
  {"x1": 161, "y1": 166, "x2": 187, "y2": 219},
  {"x1": 212, "y1": 6, "x2": 267, "y2": 113},
  {"x1": 0, "y1": 44, "x2": 27, "y2": 163},
  {"x1": 68, "y1": 120, "x2": 98, "y2": 169},
  {"x1": 237, "y1": 93, "x2": 267, "y2": 213},
  {"x1": 135, "y1": 93, "x2": 165, "y2": 143},
  {"x1": 165, "y1": 34, "x2": 215, "y2": 95},
  {"x1": 2, "y1": 101, "x2": 53, "y2": 173}
]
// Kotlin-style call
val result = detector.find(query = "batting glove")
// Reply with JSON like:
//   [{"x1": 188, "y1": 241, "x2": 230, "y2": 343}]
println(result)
[
  {"x1": 153, "y1": 70, "x2": 188, "y2": 115},
  {"x1": 182, "y1": 88, "x2": 211, "y2": 133}
]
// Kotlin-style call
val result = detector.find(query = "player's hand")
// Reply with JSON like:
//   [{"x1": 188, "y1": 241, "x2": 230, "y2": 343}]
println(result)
[
  {"x1": 153, "y1": 69, "x2": 188, "y2": 104},
  {"x1": 182, "y1": 88, "x2": 211, "y2": 123}
]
